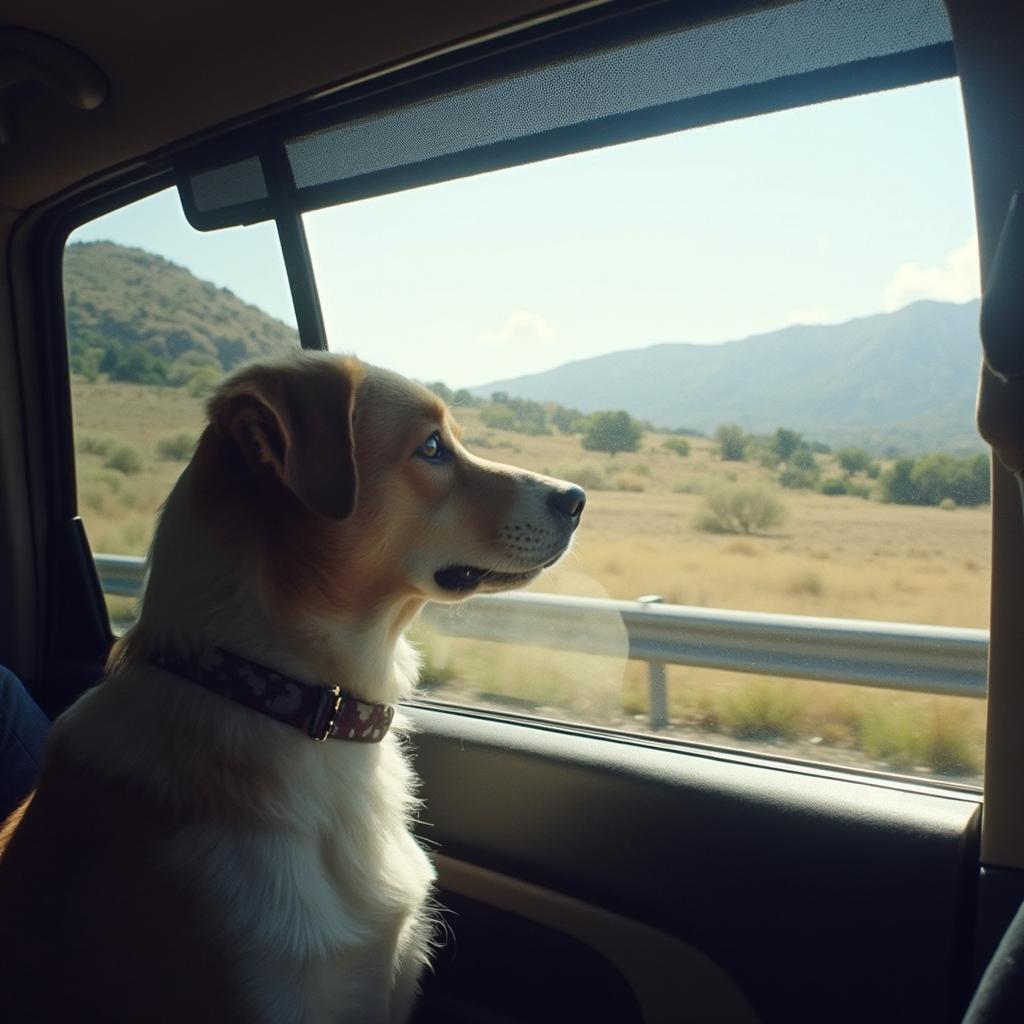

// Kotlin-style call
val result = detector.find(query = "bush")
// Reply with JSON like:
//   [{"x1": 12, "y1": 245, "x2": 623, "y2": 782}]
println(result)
[
  {"x1": 582, "y1": 410, "x2": 644, "y2": 454},
  {"x1": 714, "y1": 423, "x2": 748, "y2": 461},
  {"x1": 858, "y1": 704, "x2": 979, "y2": 775},
  {"x1": 77, "y1": 434, "x2": 115, "y2": 457},
  {"x1": 836, "y1": 447, "x2": 874, "y2": 477},
  {"x1": 779, "y1": 466, "x2": 819, "y2": 490},
  {"x1": 156, "y1": 432, "x2": 196, "y2": 461},
  {"x1": 771, "y1": 427, "x2": 802, "y2": 462},
  {"x1": 819, "y1": 477, "x2": 848, "y2": 496},
  {"x1": 104, "y1": 444, "x2": 144, "y2": 475},
  {"x1": 559, "y1": 464, "x2": 610, "y2": 491},
  {"x1": 481, "y1": 397, "x2": 550, "y2": 435},
  {"x1": 424, "y1": 381, "x2": 454, "y2": 403},
  {"x1": 788, "y1": 570, "x2": 824, "y2": 596},
  {"x1": 717, "y1": 682, "x2": 805, "y2": 741},
  {"x1": 187, "y1": 365, "x2": 221, "y2": 397},
  {"x1": 105, "y1": 344, "x2": 170, "y2": 386},
  {"x1": 881, "y1": 453, "x2": 990, "y2": 507},
  {"x1": 662, "y1": 436, "x2": 691, "y2": 457},
  {"x1": 614, "y1": 473, "x2": 646, "y2": 492},
  {"x1": 551, "y1": 404, "x2": 587, "y2": 434},
  {"x1": 696, "y1": 483, "x2": 787, "y2": 535},
  {"x1": 70, "y1": 344, "x2": 104, "y2": 381},
  {"x1": 789, "y1": 445, "x2": 817, "y2": 471}
]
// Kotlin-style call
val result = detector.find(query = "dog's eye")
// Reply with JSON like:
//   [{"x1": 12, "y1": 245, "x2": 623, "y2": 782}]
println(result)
[{"x1": 415, "y1": 432, "x2": 449, "y2": 462}]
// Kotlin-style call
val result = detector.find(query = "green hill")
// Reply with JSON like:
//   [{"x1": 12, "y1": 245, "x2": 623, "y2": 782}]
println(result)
[{"x1": 64, "y1": 241, "x2": 297, "y2": 387}]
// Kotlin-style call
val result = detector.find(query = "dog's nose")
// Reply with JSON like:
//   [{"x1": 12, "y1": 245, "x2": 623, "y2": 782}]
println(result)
[{"x1": 548, "y1": 485, "x2": 587, "y2": 522}]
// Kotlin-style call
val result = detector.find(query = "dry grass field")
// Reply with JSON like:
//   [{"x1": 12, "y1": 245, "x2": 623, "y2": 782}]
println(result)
[{"x1": 71, "y1": 376, "x2": 992, "y2": 784}]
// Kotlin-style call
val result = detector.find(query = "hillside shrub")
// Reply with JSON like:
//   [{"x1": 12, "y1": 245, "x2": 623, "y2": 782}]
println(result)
[
  {"x1": 857, "y1": 704, "x2": 979, "y2": 775},
  {"x1": 157, "y1": 432, "x2": 196, "y2": 461},
  {"x1": 481, "y1": 396, "x2": 550, "y2": 435},
  {"x1": 104, "y1": 343, "x2": 170, "y2": 386},
  {"x1": 779, "y1": 467, "x2": 818, "y2": 490},
  {"x1": 696, "y1": 483, "x2": 787, "y2": 535},
  {"x1": 551, "y1": 404, "x2": 587, "y2": 434},
  {"x1": 771, "y1": 427, "x2": 803, "y2": 462},
  {"x1": 104, "y1": 444, "x2": 144, "y2": 475},
  {"x1": 614, "y1": 473, "x2": 646, "y2": 492},
  {"x1": 77, "y1": 434, "x2": 115, "y2": 457},
  {"x1": 790, "y1": 445, "x2": 818, "y2": 471},
  {"x1": 582, "y1": 410, "x2": 644, "y2": 454},
  {"x1": 836, "y1": 447, "x2": 874, "y2": 477},
  {"x1": 662, "y1": 436, "x2": 691, "y2": 457},
  {"x1": 187, "y1": 366, "x2": 221, "y2": 397},
  {"x1": 70, "y1": 345, "x2": 104, "y2": 381},
  {"x1": 559, "y1": 464, "x2": 610, "y2": 491},
  {"x1": 819, "y1": 477, "x2": 848, "y2": 496},
  {"x1": 779, "y1": 449, "x2": 819, "y2": 490},
  {"x1": 714, "y1": 423, "x2": 748, "y2": 461},
  {"x1": 716, "y1": 682, "x2": 805, "y2": 741},
  {"x1": 881, "y1": 453, "x2": 989, "y2": 507}
]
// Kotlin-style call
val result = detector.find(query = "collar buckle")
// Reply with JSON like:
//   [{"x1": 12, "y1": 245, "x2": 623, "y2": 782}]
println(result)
[{"x1": 311, "y1": 685, "x2": 344, "y2": 742}]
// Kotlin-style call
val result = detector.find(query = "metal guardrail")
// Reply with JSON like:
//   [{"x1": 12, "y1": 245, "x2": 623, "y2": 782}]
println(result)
[{"x1": 94, "y1": 554, "x2": 989, "y2": 728}]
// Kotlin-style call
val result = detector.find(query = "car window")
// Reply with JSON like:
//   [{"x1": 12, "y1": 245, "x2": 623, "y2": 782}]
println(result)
[
  {"x1": 301, "y1": 77, "x2": 988, "y2": 784},
  {"x1": 67, "y1": 79, "x2": 988, "y2": 787},
  {"x1": 64, "y1": 188, "x2": 296, "y2": 628}
]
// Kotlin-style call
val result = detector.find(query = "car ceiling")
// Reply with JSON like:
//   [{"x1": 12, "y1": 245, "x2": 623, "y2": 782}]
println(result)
[{"x1": 0, "y1": 0, "x2": 583, "y2": 214}]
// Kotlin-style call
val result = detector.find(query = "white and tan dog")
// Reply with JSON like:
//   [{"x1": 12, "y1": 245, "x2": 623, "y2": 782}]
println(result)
[{"x1": 0, "y1": 353, "x2": 585, "y2": 1023}]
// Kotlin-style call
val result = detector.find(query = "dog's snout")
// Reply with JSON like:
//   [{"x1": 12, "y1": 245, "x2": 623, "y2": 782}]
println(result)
[{"x1": 548, "y1": 485, "x2": 587, "y2": 522}]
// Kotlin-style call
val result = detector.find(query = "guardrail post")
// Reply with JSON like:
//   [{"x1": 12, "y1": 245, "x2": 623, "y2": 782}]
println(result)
[{"x1": 638, "y1": 595, "x2": 668, "y2": 729}]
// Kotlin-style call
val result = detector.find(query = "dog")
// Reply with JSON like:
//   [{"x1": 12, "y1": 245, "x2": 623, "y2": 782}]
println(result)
[{"x1": 0, "y1": 352, "x2": 585, "y2": 1023}]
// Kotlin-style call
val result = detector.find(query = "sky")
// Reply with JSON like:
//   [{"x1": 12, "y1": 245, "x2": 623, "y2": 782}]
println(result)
[{"x1": 71, "y1": 78, "x2": 979, "y2": 389}]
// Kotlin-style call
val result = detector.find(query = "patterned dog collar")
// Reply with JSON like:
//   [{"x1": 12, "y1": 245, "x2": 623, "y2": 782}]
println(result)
[{"x1": 150, "y1": 647, "x2": 395, "y2": 743}]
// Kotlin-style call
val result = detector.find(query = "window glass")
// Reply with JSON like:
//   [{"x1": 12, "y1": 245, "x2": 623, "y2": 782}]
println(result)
[
  {"x1": 304, "y1": 79, "x2": 989, "y2": 784},
  {"x1": 64, "y1": 187, "x2": 296, "y2": 629}
]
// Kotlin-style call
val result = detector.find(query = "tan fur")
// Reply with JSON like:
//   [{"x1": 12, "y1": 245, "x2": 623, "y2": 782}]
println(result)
[{"x1": 0, "y1": 353, "x2": 583, "y2": 1024}]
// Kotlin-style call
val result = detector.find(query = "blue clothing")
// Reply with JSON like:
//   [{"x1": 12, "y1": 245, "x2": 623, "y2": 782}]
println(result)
[{"x1": 0, "y1": 667, "x2": 50, "y2": 822}]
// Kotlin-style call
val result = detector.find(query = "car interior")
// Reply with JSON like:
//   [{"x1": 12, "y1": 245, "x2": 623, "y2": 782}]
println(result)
[{"x1": 2, "y1": 1, "x2": 1024, "y2": 1021}]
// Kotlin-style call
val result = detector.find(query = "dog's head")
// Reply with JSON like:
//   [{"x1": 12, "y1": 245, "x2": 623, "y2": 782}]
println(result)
[{"x1": 205, "y1": 353, "x2": 585, "y2": 613}]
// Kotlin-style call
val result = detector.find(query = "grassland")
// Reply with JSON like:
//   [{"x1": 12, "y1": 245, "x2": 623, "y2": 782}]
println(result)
[{"x1": 71, "y1": 375, "x2": 991, "y2": 783}]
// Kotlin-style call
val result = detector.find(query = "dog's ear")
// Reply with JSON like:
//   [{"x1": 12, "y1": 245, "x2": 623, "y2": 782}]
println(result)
[{"x1": 209, "y1": 358, "x2": 361, "y2": 520}]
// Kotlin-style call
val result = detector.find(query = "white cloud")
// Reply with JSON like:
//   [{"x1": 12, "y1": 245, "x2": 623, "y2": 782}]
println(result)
[
  {"x1": 883, "y1": 237, "x2": 980, "y2": 312},
  {"x1": 479, "y1": 310, "x2": 557, "y2": 349}
]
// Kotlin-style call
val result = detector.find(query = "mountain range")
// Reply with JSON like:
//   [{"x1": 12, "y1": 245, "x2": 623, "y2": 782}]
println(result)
[
  {"x1": 474, "y1": 300, "x2": 984, "y2": 453},
  {"x1": 64, "y1": 242, "x2": 983, "y2": 453}
]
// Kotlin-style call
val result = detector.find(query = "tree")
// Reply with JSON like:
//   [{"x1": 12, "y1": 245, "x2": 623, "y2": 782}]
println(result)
[
  {"x1": 581, "y1": 410, "x2": 644, "y2": 455},
  {"x1": 881, "y1": 458, "x2": 921, "y2": 505},
  {"x1": 71, "y1": 345, "x2": 103, "y2": 382},
  {"x1": 715, "y1": 423, "x2": 747, "y2": 461},
  {"x1": 836, "y1": 447, "x2": 873, "y2": 477},
  {"x1": 779, "y1": 444, "x2": 820, "y2": 489},
  {"x1": 880, "y1": 453, "x2": 990, "y2": 507},
  {"x1": 771, "y1": 427, "x2": 802, "y2": 462},
  {"x1": 790, "y1": 445, "x2": 817, "y2": 471},
  {"x1": 425, "y1": 381, "x2": 454, "y2": 403},
  {"x1": 551, "y1": 404, "x2": 587, "y2": 434},
  {"x1": 107, "y1": 344, "x2": 169, "y2": 386},
  {"x1": 481, "y1": 396, "x2": 549, "y2": 435}
]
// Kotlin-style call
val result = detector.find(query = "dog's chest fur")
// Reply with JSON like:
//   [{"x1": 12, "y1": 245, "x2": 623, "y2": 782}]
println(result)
[{"x1": 48, "y1": 664, "x2": 436, "y2": 1024}]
